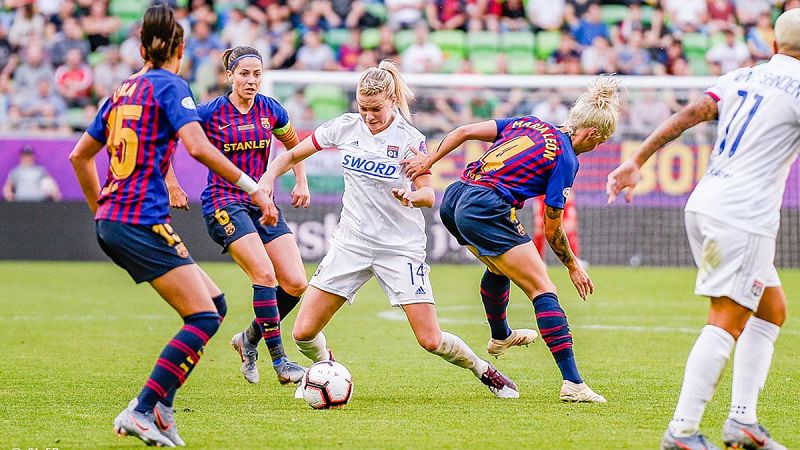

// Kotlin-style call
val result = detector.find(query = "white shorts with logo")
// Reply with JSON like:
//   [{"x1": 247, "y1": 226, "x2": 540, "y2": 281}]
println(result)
[
  {"x1": 309, "y1": 227, "x2": 434, "y2": 307},
  {"x1": 685, "y1": 211, "x2": 780, "y2": 311}
]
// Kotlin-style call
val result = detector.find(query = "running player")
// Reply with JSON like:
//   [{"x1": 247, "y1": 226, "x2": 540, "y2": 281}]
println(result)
[
  {"x1": 68, "y1": 5, "x2": 274, "y2": 447},
  {"x1": 181, "y1": 45, "x2": 309, "y2": 385},
  {"x1": 607, "y1": 9, "x2": 800, "y2": 450},
  {"x1": 403, "y1": 76, "x2": 621, "y2": 403},
  {"x1": 260, "y1": 60, "x2": 519, "y2": 398}
]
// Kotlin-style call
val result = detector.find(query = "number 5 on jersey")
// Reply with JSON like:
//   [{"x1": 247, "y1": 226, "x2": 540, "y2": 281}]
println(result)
[{"x1": 106, "y1": 105, "x2": 143, "y2": 179}]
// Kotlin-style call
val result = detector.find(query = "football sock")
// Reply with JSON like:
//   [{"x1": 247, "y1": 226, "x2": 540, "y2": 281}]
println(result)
[
  {"x1": 162, "y1": 296, "x2": 227, "y2": 408},
  {"x1": 276, "y1": 286, "x2": 301, "y2": 319},
  {"x1": 135, "y1": 311, "x2": 221, "y2": 414},
  {"x1": 480, "y1": 270, "x2": 512, "y2": 340},
  {"x1": 729, "y1": 317, "x2": 780, "y2": 425},
  {"x1": 430, "y1": 331, "x2": 489, "y2": 377},
  {"x1": 252, "y1": 284, "x2": 285, "y2": 363},
  {"x1": 212, "y1": 293, "x2": 227, "y2": 319},
  {"x1": 245, "y1": 319, "x2": 261, "y2": 346},
  {"x1": 532, "y1": 292, "x2": 582, "y2": 383},
  {"x1": 294, "y1": 332, "x2": 330, "y2": 362},
  {"x1": 669, "y1": 324, "x2": 734, "y2": 437}
]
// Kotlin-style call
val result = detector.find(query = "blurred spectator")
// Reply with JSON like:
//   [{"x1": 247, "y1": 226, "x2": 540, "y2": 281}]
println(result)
[
  {"x1": 9, "y1": 3, "x2": 46, "y2": 48},
  {"x1": 426, "y1": 0, "x2": 467, "y2": 30},
  {"x1": 37, "y1": 0, "x2": 65, "y2": 19},
  {"x1": 734, "y1": 0, "x2": 774, "y2": 26},
  {"x1": 46, "y1": 0, "x2": 77, "y2": 35},
  {"x1": 746, "y1": 11, "x2": 775, "y2": 61},
  {"x1": 81, "y1": 1, "x2": 120, "y2": 52},
  {"x1": 565, "y1": 0, "x2": 597, "y2": 22},
  {"x1": 526, "y1": 0, "x2": 565, "y2": 31},
  {"x1": 3, "y1": 147, "x2": 61, "y2": 202},
  {"x1": 270, "y1": 31, "x2": 298, "y2": 69},
  {"x1": 706, "y1": 0, "x2": 737, "y2": 33},
  {"x1": 385, "y1": 0, "x2": 425, "y2": 29},
  {"x1": 185, "y1": 20, "x2": 225, "y2": 81},
  {"x1": 13, "y1": 44, "x2": 53, "y2": 94},
  {"x1": 499, "y1": 0, "x2": 528, "y2": 32},
  {"x1": 282, "y1": 89, "x2": 314, "y2": 130},
  {"x1": 401, "y1": 24, "x2": 443, "y2": 73},
  {"x1": 119, "y1": 23, "x2": 144, "y2": 71},
  {"x1": 663, "y1": 0, "x2": 708, "y2": 32},
  {"x1": 0, "y1": 24, "x2": 15, "y2": 76},
  {"x1": 294, "y1": 30, "x2": 337, "y2": 71},
  {"x1": 706, "y1": 28, "x2": 750, "y2": 75},
  {"x1": 581, "y1": 36, "x2": 615, "y2": 74},
  {"x1": 54, "y1": 47, "x2": 92, "y2": 107},
  {"x1": 549, "y1": 32, "x2": 582, "y2": 75},
  {"x1": 338, "y1": 29, "x2": 362, "y2": 71},
  {"x1": 532, "y1": 93, "x2": 568, "y2": 124},
  {"x1": 615, "y1": 29, "x2": 651, "y2": 75},
  {"x1": 569, "y1": 3, "x2": 609, "y2": 47},
  {"x1": 221, "y1": 8, "x2": 260, "y2": 48},
  {"x1": 49, "y1": 17, "x2": 89, "y2": 67},
  {"x1": 628, "y1": 89, "x2": 672, "y2": 135},
  {"x1": 93, "y1": 46, "x2": 131, "y2": 100},
  {"x1": 376, "y1": 25, "x2": 399, "y2": 61}
]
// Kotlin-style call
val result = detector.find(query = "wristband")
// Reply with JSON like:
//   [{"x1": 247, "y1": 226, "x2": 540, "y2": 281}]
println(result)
[{"x1": 235, "y1": 172, "x2": 260, "y2": 194}]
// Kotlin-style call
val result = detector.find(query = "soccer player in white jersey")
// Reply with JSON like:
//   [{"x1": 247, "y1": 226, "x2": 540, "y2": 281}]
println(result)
[
  {"x1": 259, "y1": 60, "x2": 519, "y2": 398},
  {"x1": 607, "y1": 9, "x2": 800, "y2": 450}
]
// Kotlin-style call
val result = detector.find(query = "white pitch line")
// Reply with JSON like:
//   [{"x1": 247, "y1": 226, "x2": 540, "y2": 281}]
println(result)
[{"x1": 376, "y1": 311, "x2": 800, "y2": 335}]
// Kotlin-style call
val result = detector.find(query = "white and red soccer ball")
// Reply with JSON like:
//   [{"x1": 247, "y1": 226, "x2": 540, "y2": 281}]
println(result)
[{"x1": 301, "y1": 361, "x2": 353, "y2": 409}]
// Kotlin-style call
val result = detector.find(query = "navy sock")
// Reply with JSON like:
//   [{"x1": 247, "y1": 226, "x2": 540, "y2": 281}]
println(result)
[
  {"x1": 245, "y1": 319, "x2": 261, "y2": 346},
  {"x1": 161, "y1": 295, "x2": 227, "y2": 408},
  {"x1": 253, "y1": 284, "x2": 285, "y2": 363},
  {"x1": 532, "y1": 292, "x2": 582, "y2": 384},
  {"x1": 480, "y1": 270, "x2": 512, "y2": 340},
  {"x1": 276, "y1": 286, "x2": 301, "y2": 320},
  {"x1": 135, "y1": 311, "x2": 221, "y2": 413}
]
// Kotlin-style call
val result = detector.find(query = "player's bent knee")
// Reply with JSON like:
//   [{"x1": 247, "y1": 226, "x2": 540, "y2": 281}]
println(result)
[
  {"x1": 292, "y1": 325, "x2": 316, "y2": 343},
  {"x1": 250, "y1": 267, "x2": 278, "y2": 287},
  {"x1": 416, "y1": 333, "x2": 442, "y2": 353},
  {"x1": 184, "y1": 311, "x2": 222, "y2": 339},
  {"x1": 281, "y1": 278, "x2": 308, "y2": 297}
]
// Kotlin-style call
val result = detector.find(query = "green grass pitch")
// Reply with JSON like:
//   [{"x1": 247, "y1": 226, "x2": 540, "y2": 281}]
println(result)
[{"x1": 1, "y1": 261, "x2": 798, "y2": 449}]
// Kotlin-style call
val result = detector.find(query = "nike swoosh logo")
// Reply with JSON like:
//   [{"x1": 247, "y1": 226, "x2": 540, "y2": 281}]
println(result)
[
  {"x1": 131, "y1": 415, "x2": 150, "y2": 432},
  {"x1": 218, "y1": 124, "x2": 231, "y2": 130},
  {"x1": 741, "y1": 428, "x2": 766, "y2": 447},
  {"x1": 154, "y1": 409, "x2": 171, "y2": 431}
]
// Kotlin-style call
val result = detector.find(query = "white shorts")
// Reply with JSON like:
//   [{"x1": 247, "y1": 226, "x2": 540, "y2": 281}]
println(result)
[
  {"x1": 309, "y1": 231, "x2": 434, "y2": 307},
  {"x1": 685, "y1": 211, "x2": 780, "y2": 310}
]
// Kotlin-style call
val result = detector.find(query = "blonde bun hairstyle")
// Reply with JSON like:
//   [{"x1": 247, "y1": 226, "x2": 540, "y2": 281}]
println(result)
[{"x1": 565, "y1": 74, "x2": 622, "y2": 141}]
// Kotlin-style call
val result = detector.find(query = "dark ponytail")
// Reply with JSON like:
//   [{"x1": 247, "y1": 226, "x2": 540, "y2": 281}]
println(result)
[
  {"x1": 141, "y1": 4, "x2": 184, "y2": 68},
  {"x1": 221, "y1": 46, "x2": 262, "y2": 71}
]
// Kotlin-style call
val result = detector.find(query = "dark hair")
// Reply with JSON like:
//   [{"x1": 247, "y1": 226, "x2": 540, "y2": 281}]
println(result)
[
  {"x1": 221, "y1": 46, "x2": 262, "y2": 71},
  {"x1": 140, "y1": 4, "x2": 184, "y2": 68}
]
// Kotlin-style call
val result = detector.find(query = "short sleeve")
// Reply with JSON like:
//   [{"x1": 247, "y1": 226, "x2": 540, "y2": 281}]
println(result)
[
  {"x1": 705, "y1": 69, "x2": 740, "y2": 103},
  {"x1": 544, "y1": 155, "x2": 578, "y2": 209},
  {"x1": 86, "y1": 98, "x2": 112, "y2": 143},
  {"x1": 494, "y1": 117, "x2": 515, "y2": 139},
  {"x1": 311, "y1": 115, "x2": 344, "y2": 150},
  {"x1": 196, "y1": 101, "x2": 213, "y2": 125},
  {"x1": 269, "y1": 99, "x2": 291, "y2": 135},
  {"x1": 157, "y1": 77, "x2": 201, "y2": 133}
]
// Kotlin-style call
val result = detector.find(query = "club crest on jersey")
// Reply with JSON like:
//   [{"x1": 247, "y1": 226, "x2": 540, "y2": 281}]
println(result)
[
  {"x1": 387, "y1": 145, "x2": 399, "y2": 158},
  {"x1": 261, "y1": 117, "x2": 270, "y2": 129},
  {"x1": 751, "y1": 279, "x2": 764, "y2": 297},
  {"x1": 563, "y1": 187, "x2": 571, "y2": 199}
]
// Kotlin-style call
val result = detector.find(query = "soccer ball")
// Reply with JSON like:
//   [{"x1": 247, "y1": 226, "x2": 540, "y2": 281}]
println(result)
[{"x1": 301, "y1": 360, "x2": 353, "y2": 409}]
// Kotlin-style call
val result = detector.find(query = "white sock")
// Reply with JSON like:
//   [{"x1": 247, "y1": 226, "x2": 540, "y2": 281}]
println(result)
[
  {"x1": 294, "y1": 332, "x2": 329, "y2": 362},
  {"x1": 430, "y1": 331, "x2": 489, "y2": 377},
  {"x1": 729, "y1": 317, "x2": 780, "y2": 425},
  {"x1": 669, "y1": 325, "x2": 735, "y2": 437}
]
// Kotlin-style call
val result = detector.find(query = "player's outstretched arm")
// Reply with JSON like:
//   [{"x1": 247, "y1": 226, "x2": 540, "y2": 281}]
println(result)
[
  {"x1": 165, "y1": 163, "x2": 189, "y2": 210},
  {"x1": 544, "y1": 205, "x2": 593, "y2": 300},
  {"x1": 68, "y1": 132, "x2": 105, "y2": 214},
  {"x1": 402, "y1": 120, "x2": 498, "y2": 180},
  {"x1": 607, "y1": 95, "x2": 718, "y2": 203},
  {"x1": 178, "y1": 121, "x2": 278, "y2": 226},
  {"x1": 392, "y1": 173, "x2": 435, "y2": 208},
  {"x1": 259, "y1": 134, "x2": 318, "y2": 198},
  {"x1": 274, "y1": 123, "x2": 311, "y2": 208}
]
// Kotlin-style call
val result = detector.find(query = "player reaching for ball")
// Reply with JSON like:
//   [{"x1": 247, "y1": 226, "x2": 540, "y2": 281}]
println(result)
[{"x1": 260, "y1": 60, "x2": 520, "y2": 398}]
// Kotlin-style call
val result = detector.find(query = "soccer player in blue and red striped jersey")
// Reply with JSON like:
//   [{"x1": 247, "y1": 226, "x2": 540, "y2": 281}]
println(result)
[
  {"x1": 172, "y1": 45, "x2": 310, "y2": 385},
  {"x1": 403, "y1": 76, "x2": 622, "y2": 403},
  {"x1": 68, "y1": 5, "x2": 276, "y2": 448}
]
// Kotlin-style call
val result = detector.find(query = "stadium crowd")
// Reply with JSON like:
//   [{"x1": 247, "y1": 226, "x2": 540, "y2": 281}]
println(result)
[{"x1": 0, "y1": 0, "x2": 797, "y2": 135}]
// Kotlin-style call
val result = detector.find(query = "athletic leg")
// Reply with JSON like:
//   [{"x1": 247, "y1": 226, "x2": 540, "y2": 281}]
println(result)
[
  {"x1": 265, "y1": 233, "x2": 308, "y2": 318},
  {"x1": 292, "y1": 286, "x2": 346, "y2": 362}
]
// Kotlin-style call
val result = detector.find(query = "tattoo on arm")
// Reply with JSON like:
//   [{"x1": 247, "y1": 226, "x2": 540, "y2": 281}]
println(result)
[
  {"x1": 637, "y1": 95, "x2": 718, "y2": 165},
  {"x1": 545, "y1": 206, "x2": 575, "y2": 268}
]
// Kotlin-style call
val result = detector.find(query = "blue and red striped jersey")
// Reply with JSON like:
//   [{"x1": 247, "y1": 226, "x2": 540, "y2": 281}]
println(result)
[
  {"x1": 198, "y1": 93, "x2": 290, "y2": 216},
  {"x1": 86, "y1": 68, "x2": 200, "y2": 225},
  {"x1": 461, "y1": 116, "x2": 579, "y2": 209}
]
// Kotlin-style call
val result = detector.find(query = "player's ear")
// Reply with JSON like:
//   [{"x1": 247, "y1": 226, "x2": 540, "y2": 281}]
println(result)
[
  {"x1": 139, "y1": 44, "x2": 146, "y2": 61},
  {"x1": 772, "y1": 40, "x2": 778, "y2": 54}
]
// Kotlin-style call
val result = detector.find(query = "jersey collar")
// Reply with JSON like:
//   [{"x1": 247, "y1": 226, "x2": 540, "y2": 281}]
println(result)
[{"x1": 770, "y1": 53, "x2": 800, "y2": 68}]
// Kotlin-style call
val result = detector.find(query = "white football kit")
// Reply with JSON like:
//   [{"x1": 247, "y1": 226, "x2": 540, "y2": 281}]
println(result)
[
  {"x1": 308, "y1": 112, "x2": 434, "y2": 306},
  {"x1": 684, "y1": 54, "x2": 800, "y2": 309}
]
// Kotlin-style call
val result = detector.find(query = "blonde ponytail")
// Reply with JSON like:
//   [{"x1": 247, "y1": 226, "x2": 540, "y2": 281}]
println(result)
[
  {"x1": 565, "y1": 74, "x2": 622, "y2": 141},
  {"x1": 358, "y1": 59, "x2": 415, "y2": 123}
]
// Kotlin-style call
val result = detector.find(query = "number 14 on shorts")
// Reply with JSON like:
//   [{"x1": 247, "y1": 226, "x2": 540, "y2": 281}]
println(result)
[{"x1": 407, "y1": 263, "x2": 426, "y2": 285}]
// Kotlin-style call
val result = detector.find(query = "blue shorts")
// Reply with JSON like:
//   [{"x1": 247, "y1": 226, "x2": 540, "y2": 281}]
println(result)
[
  {"x1": 96, "y1": 219, "x2": 195, "y2": 284},
  {"x1": 204, "y1": 202, "x2": 292, "y2": 253},
  {"x1": 439, "y1": 181, "x2": 530, "y2": 257}
]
